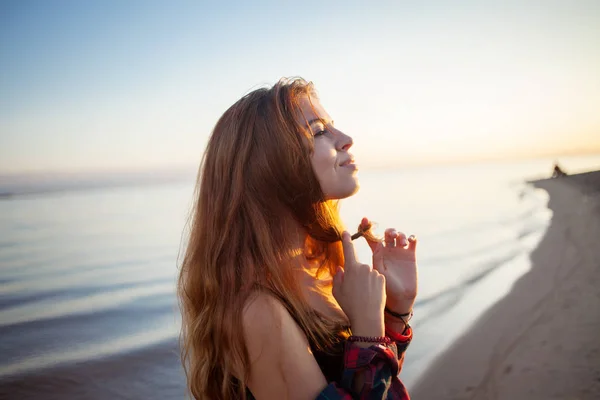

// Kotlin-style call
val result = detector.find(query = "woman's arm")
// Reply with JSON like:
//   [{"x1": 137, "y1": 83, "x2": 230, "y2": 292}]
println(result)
[{"x1": 243, "y1": 294, "x2": 409, "y2": 400}]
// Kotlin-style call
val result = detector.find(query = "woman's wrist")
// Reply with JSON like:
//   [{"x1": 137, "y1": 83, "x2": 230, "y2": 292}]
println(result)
[
  {"x1": 384, "y1": 306, "x2": 412, "y2": 319},
  {"x1": 384, "y1": 314, "x2": 407, "y2": 334},
  {"x1": 385, "y1": 299, "x2": 415, "y2": 317},
  {"x1": 384, "y1": 306, "x2": 413, "y2": 335},
  {"x1": 351, "y1": 316, "x2": 385, "y2": 339},
  {"x1": 350, "y1": 327, "x2": 385, "y2": 348},
  {"x1": 352, "y1": 324, "x2": 384, "y2": 338}
]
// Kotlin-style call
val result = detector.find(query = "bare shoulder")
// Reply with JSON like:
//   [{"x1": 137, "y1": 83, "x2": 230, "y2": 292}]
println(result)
[
  {"x1": 242, "y1": 293, "x2": 285, "y2": 329},
  {"x1": 242, "y1": 292, "x2": 328, "y2": 400},
  {"x1": 242, "y1": 292, "x2": 303, "y2": 344}
]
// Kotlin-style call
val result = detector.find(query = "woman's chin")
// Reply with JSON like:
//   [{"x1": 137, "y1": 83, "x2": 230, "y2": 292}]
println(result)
[
  {"x1": 326, "y1": 181, "x2": 360, "y2": 200},
  {"x1": 347, "y1": 181, "x2": 360, "y2": 197}
]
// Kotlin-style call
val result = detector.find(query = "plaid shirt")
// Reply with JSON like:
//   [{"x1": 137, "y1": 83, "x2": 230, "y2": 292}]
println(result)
[{"x1": 316, "y1": 326, "x2": 412, "y2": 399}]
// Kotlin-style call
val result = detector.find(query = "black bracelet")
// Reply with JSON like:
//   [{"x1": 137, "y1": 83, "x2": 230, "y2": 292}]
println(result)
[
  {"x1": 384, "y1": 307, "x2": 413, "y2": 321},
  {"x1": 385, "y1": 308, "x2": 412, "y2": 336}
]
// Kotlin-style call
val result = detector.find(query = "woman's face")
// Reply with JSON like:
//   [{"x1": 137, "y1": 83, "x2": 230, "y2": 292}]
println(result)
[{"x1": 298, "y1": 96, "x2": 359, "y2": 200}]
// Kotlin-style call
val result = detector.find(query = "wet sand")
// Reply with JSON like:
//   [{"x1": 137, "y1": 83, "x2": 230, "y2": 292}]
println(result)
[{"x1": 411, "y1": 171, "x2": 600, "y2": 400}]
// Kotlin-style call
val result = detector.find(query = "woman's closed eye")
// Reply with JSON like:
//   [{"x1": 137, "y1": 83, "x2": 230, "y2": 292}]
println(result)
[
  {"x1": 313, "y1": 123, "x2": 332, "y2": 137},
  {"x1": 311, "y1": 120, "x2": 334, "y2": 138}
]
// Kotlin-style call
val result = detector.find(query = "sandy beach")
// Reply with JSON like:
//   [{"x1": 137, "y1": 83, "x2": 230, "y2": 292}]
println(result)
[{"x1": 411, "y1": 170, "x2": 600, "y2": 400}]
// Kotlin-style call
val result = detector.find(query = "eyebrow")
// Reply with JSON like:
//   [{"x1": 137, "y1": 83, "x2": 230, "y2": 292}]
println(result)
[{"x1": 307, "y1": 118, "x2": 333, "y2": 127}]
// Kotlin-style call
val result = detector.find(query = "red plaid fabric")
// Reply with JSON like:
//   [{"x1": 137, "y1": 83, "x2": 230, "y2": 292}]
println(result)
[
  {"x1": 315, "y1": 338, "x2": 411, "y2": 399},
  {"x1": 388, "y1": 325, "x2": 413, "y2": 369}
]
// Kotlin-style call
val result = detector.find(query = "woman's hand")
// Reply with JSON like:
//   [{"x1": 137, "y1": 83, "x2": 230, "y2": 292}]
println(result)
[
  {"x1": 332, "y1": 231, "x2": 386, "y2": 338},
  {"x1": 360, "y1": 217, "x2": 418, "y2": 317}
]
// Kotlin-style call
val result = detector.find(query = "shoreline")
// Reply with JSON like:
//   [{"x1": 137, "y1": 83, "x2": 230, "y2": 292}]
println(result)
[{"x1": 410, "y1": 171, "x2": 600, "y2": 399}]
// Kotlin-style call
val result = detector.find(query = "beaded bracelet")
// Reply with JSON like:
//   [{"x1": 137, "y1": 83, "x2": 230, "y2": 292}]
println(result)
[{"x1": 347, "y1": 335, "x2": 392, "y2": 345}]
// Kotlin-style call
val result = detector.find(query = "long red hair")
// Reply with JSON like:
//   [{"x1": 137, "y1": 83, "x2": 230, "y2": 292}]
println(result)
[{"x1": 178, "y1": 78, "x2": 348, "y2": 399}]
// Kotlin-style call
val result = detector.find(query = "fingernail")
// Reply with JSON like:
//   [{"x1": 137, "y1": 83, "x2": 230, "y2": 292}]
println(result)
[{"x1": 408, "y1": 235, "x2": 416, "y2": 241}]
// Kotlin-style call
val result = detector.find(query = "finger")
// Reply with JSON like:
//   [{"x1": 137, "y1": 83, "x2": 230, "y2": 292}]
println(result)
[
  {"x1": 359, "y1": 217, "x2": 379, "y2": 252},
  {"x1": 408, "y1": 234, "x2": 418, "y2": 251},
  {"x1": 341, "y1": 231, "x2": 358, "y2": 265},
  {"x1": 332, "y1": 266, "x2": 344, "y2": 298},
  {"x1": 372, "y1": 242, "x2": 385, "y2": 272},
  {"x1": 397, "y1": 232, "x2": 408, "y2": 248},
  {"x1": 384, "y1": 228, "x2": 397, "y2": 247},
  {"x1": 359, "y1": 217, "x2": 370, "y2": 231}
]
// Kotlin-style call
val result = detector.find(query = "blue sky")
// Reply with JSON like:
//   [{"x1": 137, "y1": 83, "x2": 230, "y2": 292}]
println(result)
[{"x1": 1, "y1": 0, "x2": 599, "y2": 174}]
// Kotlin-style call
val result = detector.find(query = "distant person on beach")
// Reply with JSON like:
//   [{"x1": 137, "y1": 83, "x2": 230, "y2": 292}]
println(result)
[
  {"x1": 178, "y1": 78, "x2": 419, "y2": 399},
  {"x1": 552, "y1": 162, "x2": 567, "y2": 178}
]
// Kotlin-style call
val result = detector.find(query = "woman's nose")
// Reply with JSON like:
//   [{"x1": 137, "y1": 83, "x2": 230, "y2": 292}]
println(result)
[{"x1": 336, "y1": 130, "x2": 353, "y2": 151}]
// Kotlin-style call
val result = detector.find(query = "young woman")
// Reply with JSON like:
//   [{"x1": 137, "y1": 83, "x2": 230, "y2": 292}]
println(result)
[{"x1": 178, "y1": 78, "x2": 418, "y2": 399}]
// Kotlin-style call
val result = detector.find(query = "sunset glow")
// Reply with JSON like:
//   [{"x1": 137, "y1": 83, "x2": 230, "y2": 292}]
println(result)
[{"x1": 1, "y1": 1, "x2": 599, "y2": 174}]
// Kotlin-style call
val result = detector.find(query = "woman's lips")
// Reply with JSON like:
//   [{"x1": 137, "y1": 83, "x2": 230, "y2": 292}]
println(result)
[{"x1": 340, "y1": 159, "x2": 357, "y2": 170}]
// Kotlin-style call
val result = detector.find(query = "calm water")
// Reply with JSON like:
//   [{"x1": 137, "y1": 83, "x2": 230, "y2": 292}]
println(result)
[{"x1": 1, "y1": 156, "x2": 599, "y2": 398}]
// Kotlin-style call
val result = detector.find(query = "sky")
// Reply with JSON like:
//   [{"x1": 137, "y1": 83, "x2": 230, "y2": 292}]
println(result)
[{"x1": 1, "y1": 0, "x2": 599, "y2": 174}]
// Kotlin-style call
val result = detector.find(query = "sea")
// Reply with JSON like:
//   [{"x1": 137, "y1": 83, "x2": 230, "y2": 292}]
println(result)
[{"x1": 1, "y1": 155, "x2": 599, "y2": 399}]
